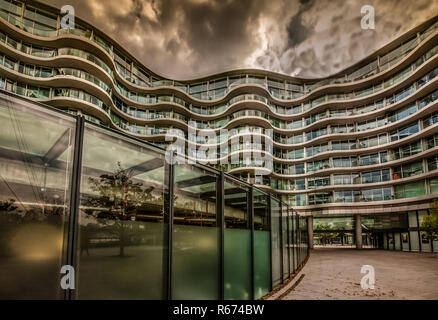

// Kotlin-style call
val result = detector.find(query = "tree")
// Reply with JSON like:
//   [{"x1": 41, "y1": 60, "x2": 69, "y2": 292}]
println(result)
[
  {"x1": 87, "y1": 161, "x2": 155, "y2": 257},
  {"x1": 421, "y1": 199, "x2": 438, "y2": 241}
]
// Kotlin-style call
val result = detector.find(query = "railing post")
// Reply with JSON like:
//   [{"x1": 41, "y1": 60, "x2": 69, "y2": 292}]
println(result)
[
  {"x1": 268, "y1": 195, "x2": 272, "y2": 291},
  {"x1": 279, "y1": 201, "x2": 284, "y2": 283},
  {"x1": 285, "y1": 204, "x2": 290, "y2": 277},
  {"x1": 65, "y1": 115, "x2": 84, "y2": 300}
]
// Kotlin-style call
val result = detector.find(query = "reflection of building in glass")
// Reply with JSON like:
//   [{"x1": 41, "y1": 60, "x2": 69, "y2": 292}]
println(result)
[
  {"x1": 0, "y1": 91, "x2": 309, "y2": 299},
  {"x1": 0, "y1": 1, "x2": 437, "y2": 298}
]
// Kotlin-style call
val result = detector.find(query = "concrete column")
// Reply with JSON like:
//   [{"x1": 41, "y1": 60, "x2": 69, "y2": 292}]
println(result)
[
  {"x1": 307, "y1": 216, "x2": 314, "y2": 249},
  {"x1": 355, "y1": 214, "x2": 362, "y2": 249}
]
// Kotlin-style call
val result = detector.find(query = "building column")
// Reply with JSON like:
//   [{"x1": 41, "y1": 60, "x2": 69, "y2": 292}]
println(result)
[
  {"x1": 355, "y1": 214, "x2": 362, "y2": 249},
  {"x1": 307, "y1": 216, "x2": 314, "y2": 249}
]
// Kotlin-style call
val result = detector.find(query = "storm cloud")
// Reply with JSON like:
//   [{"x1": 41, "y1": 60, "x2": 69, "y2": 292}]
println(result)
[{"x1": 41, "y1": 0, "x2": 438, "y2": 79}]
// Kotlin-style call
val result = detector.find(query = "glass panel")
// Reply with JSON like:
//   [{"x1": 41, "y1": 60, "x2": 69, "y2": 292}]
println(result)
[
  {"x1": 76, "y1": 124, "x2": 166, "y2": 299},
  {"x1": 394, "y1": 233, "x2": 401, "y2": 250},
  {"x1": 282, "y1": 206, "x2": 289, "y2": 280},
  {"x1": 0, "y1": 93, "x2": 75, "y2": 299},
  {"x1": 401, "y1": 232, "x2": 410, "y2": 251},
  {"x1": 224, "y1": 180, "x2": 250, "y2": 300},
  {"x1": 253, "y1": 190, "x2": 270, "y2": 299},
  {"x1": 288, "y1": 210, "x2": 293, "y2": 274},
  {"x1": 270, "y1": 197, "x2": 281, "y2": 288},
  {"x1": 172, "y1": 164, "x2": 218, "y2": 299},
  {"x1": 409, "y1": 231, "x2": 420, "y2": 251}
]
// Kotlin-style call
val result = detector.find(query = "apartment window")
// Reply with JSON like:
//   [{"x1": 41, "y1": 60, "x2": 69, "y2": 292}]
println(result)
[
  {"x1": 362, "y1": 187, "x2": 392, "y2": 201},
  {"x1": 387, "y1": 85, "x2": 414, "y2": 105},
  {"x1": 359, "y1": 153, "x2": 379, "y2": 166},
  {"x1": 390, "y1": 122, "x2": 419, "y2": 142},
  {"x1": 426, "y1": 135, "x2": 438, "y2": 149},
  {"x1": 357, "y1": 117, "x2": 385, "y2": 131},
  {"x1": 334, "y1": 190, "x2": 360, "y2": 203},
  {"x1": 286, "y1": 119, "x2": 302, "y2": 129},
  {"x1": 393, "y1": 141, "x2": 422, "y2": 159},
  {"x1": 394, "y1": 181, "x2": 426, "y2": 199},
  {"x1": 288, "y1": 148, "x2": 304, "y2": 159},
  {"x1": 393, "y1": 161, "x2": 424, "y2": 179},
  {"x1": 307, "y1": 176, "x2": 330, "y2": 188},
  {"x1": 331, "y1": 124, "x2": 354, "y2": 133},
  {"x1": 430, "y1": 178, "x2": 438, "y2": 194},
  {"x1": 333, "y1": 157, "x2": 357, "y2": 167},
  {"x1": 305, "y1": 112, "x2": 327, "y2": 125},
  {"x1": 389, "y1": 104, "x2": 417, "y2": 123},
  {"x1": 295, "y1": 178, "x2": 306, "y2": 190},
  {"x1": 308, "y1": 192, "x2": 332, "y2": 205},
  {"x1": 306, "y1": 127, "x2": 327, "y2": 141},
  {"x1": 359, "y1": 136, "x2": 379, "y2": 148},
  {"x1": 306, "y1": 143, "x2": 328, "y2": 157},
  {"x1": 333, "y1": 174, "x2": 359, "y2": 185},
  {"x1": 427, "y1": 155, "x2": 438, "y2": 171},
  {"x1": 332, "y1": 140, "x2": 356, "y2": 150},
  {"x1": 307, "y1": 159, "x2": 330, "y2": 172},
  {"x1": 362, "y1": 169, "x2": 390, "y2": 183},
  {"x1": 423, "y1": 112, "x2": 438, "y2": 128}
]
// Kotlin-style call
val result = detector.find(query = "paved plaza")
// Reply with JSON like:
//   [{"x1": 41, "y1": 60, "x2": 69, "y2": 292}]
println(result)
[{"x1": 281, "y1": 248, "x2": 438, "y2": 300}]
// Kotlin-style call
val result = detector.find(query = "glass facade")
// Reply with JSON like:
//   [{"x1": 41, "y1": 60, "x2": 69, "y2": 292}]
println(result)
[
  {"x1": 313, "y1": 212, "x2": 438, "y2": 253},
  {"x1": 0, "y1": 92, "x2": 309, "y2": 299}
]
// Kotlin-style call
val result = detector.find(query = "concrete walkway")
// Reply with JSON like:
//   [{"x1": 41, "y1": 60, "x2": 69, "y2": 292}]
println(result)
[{"x1": 280, "y1": 248, "x2": 438, "y2": 300}]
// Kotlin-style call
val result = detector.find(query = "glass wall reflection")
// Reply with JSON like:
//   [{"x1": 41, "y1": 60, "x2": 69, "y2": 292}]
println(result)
[
  {"x1": 224, "y1": 179, "x2": 251, "y2": 300},
  {"x1": 253, "y1": 189, "x2": 270, "y2": 299},
  {"x1": 76, "y1": 124, "x2": 166, "y2": 299},
  {"x1": 172, "y1": 164, "x2": 218, "y2": 300},
  {"x1": 0, "y1": 94, "x2": 75, "y2": 299},
  {"x1": 0, "y1": 93, "x2": 310, "y2": 299}
]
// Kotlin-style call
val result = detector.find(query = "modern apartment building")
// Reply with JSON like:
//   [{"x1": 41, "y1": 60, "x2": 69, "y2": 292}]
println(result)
[{"x1": 0, "y1": 0, "x2": 437, "y2": 253}]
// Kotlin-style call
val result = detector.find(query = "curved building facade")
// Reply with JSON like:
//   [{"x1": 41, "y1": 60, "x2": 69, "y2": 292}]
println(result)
[{"x1": 0, "y1": 0, "x2": 438, "y2": 251}]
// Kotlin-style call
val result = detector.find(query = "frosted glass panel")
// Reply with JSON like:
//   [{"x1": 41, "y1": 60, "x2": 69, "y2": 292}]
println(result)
[
  {"x1": 410, "y1": 231, "x2": 420, "y2": 251},
  {"x1": 433, "y1": 240, "x2": 438, "y2": 252},
  {"x1": 402, "y1": 232, "x2": 410, "y2": 251},
  {"x1": 270, "y1": 199, "x2": 281, "y2": 288},
  {"x1": 77, "y1": 124, "x2": 166, "y2": 299},
  {"x1": 394, "y1": 233, "x2": 401, "y2": 250},
  {"x1": 0, "y1": 97, "x2": 76, "y2": 299},
  {"x1": 172, "y1": 225, "x2": 219, "y2": 299},
  {"x1": 172, "y1": 164, "x2": 218, "y2": 299},
  {"x1": 282, "y1": 215, "x2": 289, "y2": 279},
  {"x1": 420, "y1": 234, "x2": 432, "y2": 252},
  {"x1": 254, "y1": 230, "x2": 270, "y2": 299},
  {"x1": 224, "y1": 229, "x2": 251, "y2": 300}
]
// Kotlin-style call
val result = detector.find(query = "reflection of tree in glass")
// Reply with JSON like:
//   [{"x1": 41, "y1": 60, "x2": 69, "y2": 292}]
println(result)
[
  {"x1": 86, "y1": 161, "x2": 155, "y2": 257},
  {"x1": 0, "y1": 199, "x2": 17, "y2": 213}
]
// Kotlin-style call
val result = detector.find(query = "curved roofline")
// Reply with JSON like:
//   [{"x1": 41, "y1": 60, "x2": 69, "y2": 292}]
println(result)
[{"x1": 24, "y1": 0, "x2": 438, "y2": 83}]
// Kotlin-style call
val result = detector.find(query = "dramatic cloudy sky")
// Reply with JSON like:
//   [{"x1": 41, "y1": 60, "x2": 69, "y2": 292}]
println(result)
[{"x1": 42, "y1": 0, "x2": 438, "y2": 80}]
